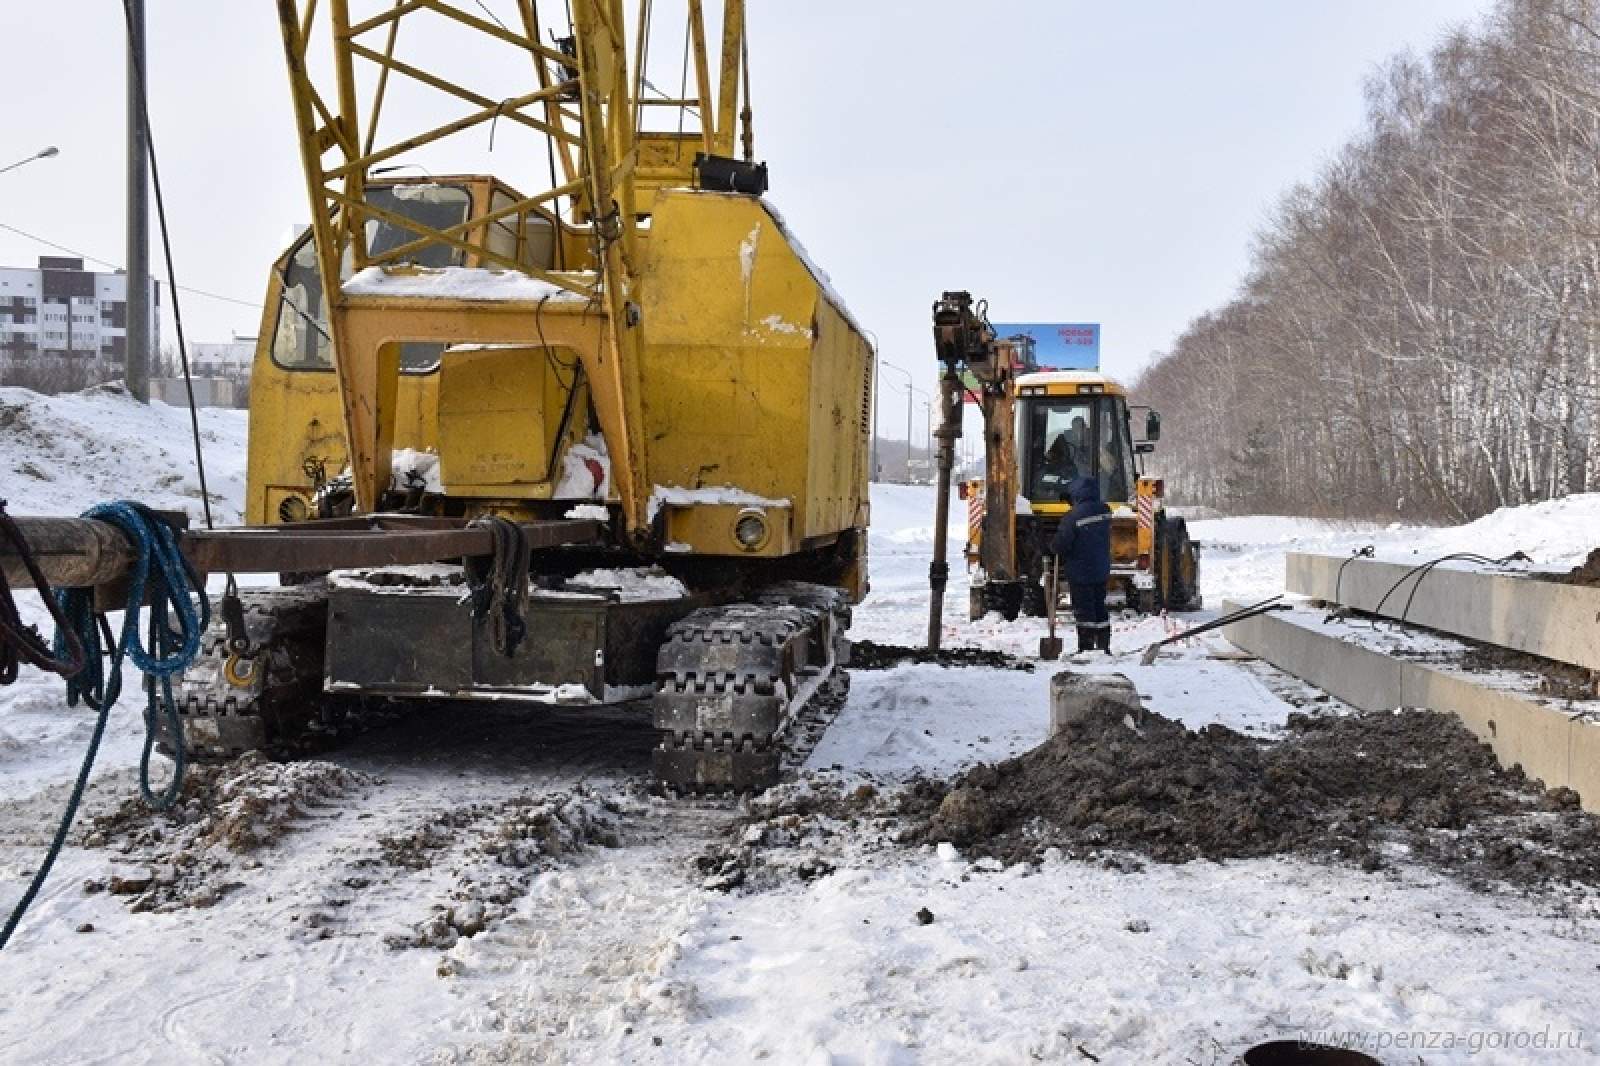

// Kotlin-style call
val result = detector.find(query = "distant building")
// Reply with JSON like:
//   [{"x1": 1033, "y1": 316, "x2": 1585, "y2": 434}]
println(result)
[
  {"x1": 0, "y1": 256, "x2": 160, "y2": 392},
  {"x1": 188, "y1": 335, "x2": 256, "y2": 378},
  {"x1": 153, "y1": 333, "x2": 257, "y2": 409}
]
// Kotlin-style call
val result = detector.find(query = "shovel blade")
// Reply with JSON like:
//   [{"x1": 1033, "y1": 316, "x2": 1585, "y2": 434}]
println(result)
[{"x1": 1038, "y1": 636, "x2": 1064, "y2": 660}]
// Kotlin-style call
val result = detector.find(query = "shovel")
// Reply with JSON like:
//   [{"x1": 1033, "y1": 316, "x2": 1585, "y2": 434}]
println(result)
[
  {"x1": 1038, "y1": 557, "x2": 1064, "y2": 660},
  {"x1": 1138, "y1": 594, "x2": 1286, "y2": 666}
]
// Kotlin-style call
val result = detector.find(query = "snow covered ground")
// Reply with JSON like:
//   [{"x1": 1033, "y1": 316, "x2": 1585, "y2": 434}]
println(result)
[{"x1": 2, "y1": 388, "x2": 1599, "y2": 1063}]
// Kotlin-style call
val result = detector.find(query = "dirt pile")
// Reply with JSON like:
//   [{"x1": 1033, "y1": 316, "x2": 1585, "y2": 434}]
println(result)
[
  {"x1": 850, "y1": 640, "x2": 1033, "y2": 672},
  {"x1": 906, "y1": 707, "x2": 1600, "y2": 890},
  {"x1": 694, "y1": 777, "x2": 893, "y2": 892},
  {"x1": 83, "y1": 753, "x2": 375, "y2": 911},
  {"x1": 1541, "y1": 546, "x2": 1600, "y2": 588}
]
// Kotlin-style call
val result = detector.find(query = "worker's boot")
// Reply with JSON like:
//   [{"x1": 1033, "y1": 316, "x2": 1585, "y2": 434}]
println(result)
[
  {"x1": 1098, "y1": 627, "x2": 1114, "y2": 654},
  {"x1": 1076, "y1": 626, "x2": 1093, "y2": 654}
]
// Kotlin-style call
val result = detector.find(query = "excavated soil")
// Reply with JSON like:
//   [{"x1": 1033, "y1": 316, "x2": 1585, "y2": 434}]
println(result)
[
  {"x1": 82, "y1": 753, "x2": 376, "y2": 911},
  {"x1": 1538, "y1": 546, "x2": 1600, "y2": 587},
  {"x1": 1456, "y1": 644, "x2": 1598, "y2": 702},
  {"x1": 850, "y1": 640, "x2": 1034, "y2": 672},
  {"x1": 904, "y1": 707, "x2": 1600, "y2": 891}
]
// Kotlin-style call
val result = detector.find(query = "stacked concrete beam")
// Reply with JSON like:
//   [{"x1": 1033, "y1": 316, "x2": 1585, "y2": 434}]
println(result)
[
  {"x1": 1286, "y1": 552, "x2": 1600, "y2": 671},
  {"x1": 1224, "y1": 600, "x2": 1600, "y2": 814}
]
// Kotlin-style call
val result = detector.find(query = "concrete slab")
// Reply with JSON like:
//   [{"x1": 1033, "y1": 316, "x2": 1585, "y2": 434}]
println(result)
[
  {"x1": 1286, "y1": 552, "x2": 1600, "y2": 672},
  {"x1": 1048, "y1": 671, "x2": 1141, "y2": 736},
  {"x1": 1225, "y1": 600, "x2": 1600, "y2": 814}
]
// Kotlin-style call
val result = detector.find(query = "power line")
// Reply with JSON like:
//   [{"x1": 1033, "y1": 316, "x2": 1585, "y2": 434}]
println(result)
[{"x1": 0, "y1": 219, "x2": 258, "y2": 310}]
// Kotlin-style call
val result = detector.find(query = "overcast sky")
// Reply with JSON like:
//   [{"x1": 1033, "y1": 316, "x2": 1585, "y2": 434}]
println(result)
[{"x1": 0, "y1": 1, "x2": 1493, "y2": 428}]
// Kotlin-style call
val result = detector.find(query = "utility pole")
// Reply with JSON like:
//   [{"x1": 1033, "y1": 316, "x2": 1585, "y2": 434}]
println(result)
[
  {"x1": 125, "y1": 0, "x2": 150, "y2": 403},
  {"x1": 904, "y1": 381, "x2": 913, "y2": 481}
]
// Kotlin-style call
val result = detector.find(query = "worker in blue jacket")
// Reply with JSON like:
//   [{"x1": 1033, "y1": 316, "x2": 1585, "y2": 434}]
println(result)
[{"x1": 1051, "y1": 475, "x2": 1114, "y2": 654}]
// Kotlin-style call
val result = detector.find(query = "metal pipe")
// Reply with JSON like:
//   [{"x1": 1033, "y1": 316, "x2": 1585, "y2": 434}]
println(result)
[
  {"x1": 125, "y1": 0, "x2": 150, "y2": 403},
  {"x1": 927, "y1": 363, "x2": 962, "y2": 649}
]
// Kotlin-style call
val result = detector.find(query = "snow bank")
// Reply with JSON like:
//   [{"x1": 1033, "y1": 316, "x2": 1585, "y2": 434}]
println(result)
[
  {"x1": 0, "y1": 384, "x2": 248, "y2": 522},
  {"x1": 1191, "y1": 494, "x2": 1600, "y2": 604}
]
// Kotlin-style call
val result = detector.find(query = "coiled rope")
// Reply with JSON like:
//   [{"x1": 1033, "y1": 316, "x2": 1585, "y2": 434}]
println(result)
[{"x1": 0, "y1": 501, "x2": 208, "y2": 952}]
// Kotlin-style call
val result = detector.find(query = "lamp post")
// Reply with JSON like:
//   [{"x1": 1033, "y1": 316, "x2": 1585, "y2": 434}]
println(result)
[
  {"x1": 879, "y1": 360, "x2": 913, "y2": 482},
  {"x1": 0, "y1": 146, "x2": 59, "y2": 176},
  {"x1": 906, "y1": 384, "x2": 930, "y2": 481}
]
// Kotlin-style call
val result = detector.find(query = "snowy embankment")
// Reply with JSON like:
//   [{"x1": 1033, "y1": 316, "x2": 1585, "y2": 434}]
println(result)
[{"x1": 0, "y1": 385, "x2": 247, "y2": 521}]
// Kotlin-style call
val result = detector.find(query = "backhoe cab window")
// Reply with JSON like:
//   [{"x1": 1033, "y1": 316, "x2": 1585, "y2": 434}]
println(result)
[
  {"x1": 1022, "y1": 396, "x2": 1133, "y2": 505},
  {"x1": 270, "y1": 182, "x2": 472, "y2": 372}
]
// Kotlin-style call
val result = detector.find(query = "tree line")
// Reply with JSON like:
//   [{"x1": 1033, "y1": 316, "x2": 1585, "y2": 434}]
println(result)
[{"x1": 1136, "y1": 0, "x2": 1600, "y2": 521}]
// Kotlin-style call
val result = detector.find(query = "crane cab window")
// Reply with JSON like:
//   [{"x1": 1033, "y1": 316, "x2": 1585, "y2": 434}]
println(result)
[
  {"x1": 270, "y1": 183, "x2": 472, "y2": 373},
  {"x1": 1021, "y1": 395, "x2": 1133, "y2": 505}
]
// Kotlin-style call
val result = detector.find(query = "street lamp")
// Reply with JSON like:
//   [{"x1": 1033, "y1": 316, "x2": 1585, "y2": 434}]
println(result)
[
  {"x1": 906, "y1": 384, "x2": 931, "y2": 481},
  {"x1": 863, "y1": 329, "x2": 881, "y2": 482},
  {"x1": 0, "y1": 146, "x2": 60, "y2": 176},
  {"x1": 880, "y1": 360, "x2": 913, "y2": 482}
]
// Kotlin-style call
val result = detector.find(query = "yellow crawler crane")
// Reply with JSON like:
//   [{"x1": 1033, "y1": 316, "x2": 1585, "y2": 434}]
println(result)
[{"x1": 175, "y1": 1, "x2": 872, "y2": 791}]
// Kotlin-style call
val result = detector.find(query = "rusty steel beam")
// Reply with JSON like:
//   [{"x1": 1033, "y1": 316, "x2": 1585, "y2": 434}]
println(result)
[
  {"x1": 2, "y1": 516, "x2": 603, "y2": 590},
  {"x1": 183, "y1": 520, "x2": 602, "y2": 574}
]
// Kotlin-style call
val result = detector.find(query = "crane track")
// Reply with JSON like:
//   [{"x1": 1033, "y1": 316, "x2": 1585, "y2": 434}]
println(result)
[
  {"x1": 651, "y1": 582, "x2": 852, "y2": 794},
  {"x1": 171, "y1": 581, "x2": 856, "y2": 794},
  {"x1": 168, "y1": 584, "x2": 333, "y2": 760}
]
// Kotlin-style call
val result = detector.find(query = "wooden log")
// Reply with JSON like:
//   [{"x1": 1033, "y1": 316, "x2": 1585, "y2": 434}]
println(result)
[{"x1": 1, "y1": 517, "x2": 137, "y2": 590}]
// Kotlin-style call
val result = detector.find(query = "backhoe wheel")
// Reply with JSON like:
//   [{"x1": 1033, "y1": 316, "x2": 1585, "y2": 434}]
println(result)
[
  {"x1": 1021, "y1": 579, "x2": 1047, "y2": 618},
  {"x1": 1160, "y1": 516, "x2": 1201, "y2": 611},
  {"x1": 980, "y1": 580, "x2": 1024, "y2": 622}
]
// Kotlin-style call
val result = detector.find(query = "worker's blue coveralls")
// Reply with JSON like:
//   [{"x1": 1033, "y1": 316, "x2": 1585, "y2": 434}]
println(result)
[{"x1": 1051, "y1": 476, "x2": 1114, "y2": 653}]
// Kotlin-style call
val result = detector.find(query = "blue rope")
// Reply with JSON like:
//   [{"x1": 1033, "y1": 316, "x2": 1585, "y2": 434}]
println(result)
[{"x1": 0, "y1": 501, "x2": 208, "y2": 952}]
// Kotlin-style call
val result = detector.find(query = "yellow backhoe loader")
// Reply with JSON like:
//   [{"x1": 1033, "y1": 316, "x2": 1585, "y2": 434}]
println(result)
[{"x1": 928, "y1": 292, "x2": 1199, "y2": 641}]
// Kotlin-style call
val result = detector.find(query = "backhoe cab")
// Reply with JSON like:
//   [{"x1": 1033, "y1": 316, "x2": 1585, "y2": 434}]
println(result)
[{"x1": 998, "y1": 371, "x2": 1200, "y2": 616}]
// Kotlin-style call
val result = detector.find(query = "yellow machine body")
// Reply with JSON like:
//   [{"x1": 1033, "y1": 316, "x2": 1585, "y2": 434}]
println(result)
[{"x1": 243, "y1": 175, "x2": 871, "y2": 584}]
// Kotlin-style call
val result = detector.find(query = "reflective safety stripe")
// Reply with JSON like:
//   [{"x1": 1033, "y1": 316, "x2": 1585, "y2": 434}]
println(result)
[{"x1": 1075, "y1": 512, "x2": 1113, "y2": 528}]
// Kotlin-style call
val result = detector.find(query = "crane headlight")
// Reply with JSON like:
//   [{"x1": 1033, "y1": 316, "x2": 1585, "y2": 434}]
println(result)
[{"x1": 733, "y1": 510, "x2": 770, "y2": 551}]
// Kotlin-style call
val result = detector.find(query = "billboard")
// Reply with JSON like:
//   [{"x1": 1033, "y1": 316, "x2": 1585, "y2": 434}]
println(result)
[{"x1": 990, "y1": 322, "x2": 1100, "y2": 371}]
